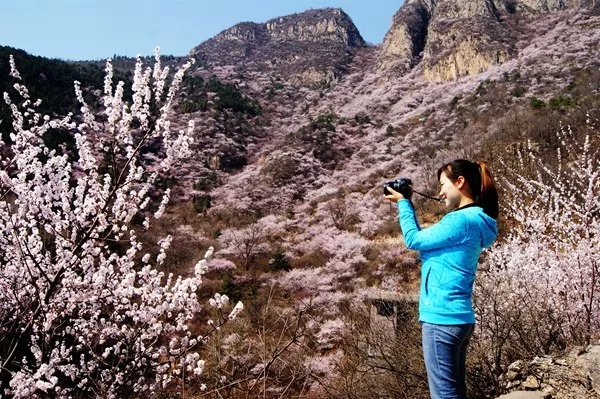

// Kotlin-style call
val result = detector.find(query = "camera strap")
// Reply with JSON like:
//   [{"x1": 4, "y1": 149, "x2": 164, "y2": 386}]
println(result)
[{"x1": 413, "y1": 190, "x2": 442, "y2": 202}]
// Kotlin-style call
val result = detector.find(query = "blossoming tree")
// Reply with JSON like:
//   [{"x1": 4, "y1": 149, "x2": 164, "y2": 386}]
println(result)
[
  {"x1": 474, "y1": 118, "x2": 599, "y2": 372},
  {"x1": 0, "y1": 51, "x2": 242, "y2": 398}
]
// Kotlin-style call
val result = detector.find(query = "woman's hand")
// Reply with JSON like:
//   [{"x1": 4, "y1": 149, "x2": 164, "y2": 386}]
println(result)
[{"x1": 384, "y1": 186, "x2": 405, "y2": 203}]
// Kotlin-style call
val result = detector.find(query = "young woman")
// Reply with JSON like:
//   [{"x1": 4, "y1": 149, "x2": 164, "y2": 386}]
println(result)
[{"x1": 384, "y1": 159, "x2": 499, "y2": 399}]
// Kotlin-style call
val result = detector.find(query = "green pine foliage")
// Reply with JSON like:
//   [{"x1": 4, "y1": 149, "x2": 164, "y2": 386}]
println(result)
[
  {"x1": 179, "y1": 75, "x2": 261, "y2": 116},
  {"x1": 269, "y1": 248, "x2": 291, "y2": 272},
  {"x1": 0, "y1": 46, "x2": 133, "y2": 143}
]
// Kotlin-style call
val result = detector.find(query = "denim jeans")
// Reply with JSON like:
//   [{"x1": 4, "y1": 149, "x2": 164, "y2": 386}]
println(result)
[{"x1": 422, "y1": 322, "x2": 475, "y2": 399}]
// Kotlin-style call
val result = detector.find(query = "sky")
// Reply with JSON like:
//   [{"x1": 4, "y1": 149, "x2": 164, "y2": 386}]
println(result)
[{"x1": 0, "y1": 0, "x2": 403, "y2": 61}]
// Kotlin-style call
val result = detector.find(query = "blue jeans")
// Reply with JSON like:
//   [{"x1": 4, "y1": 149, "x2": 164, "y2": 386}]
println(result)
[{"x1": 422, "y1": 322, "x2": 475, "y2": 399}]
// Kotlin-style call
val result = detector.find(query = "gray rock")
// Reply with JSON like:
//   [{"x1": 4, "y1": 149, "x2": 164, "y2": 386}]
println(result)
[
  {"x1": 495, "y1": 391, "x2": 550, "y2": 399},
  {"x1": 376, "y1": 0, "x2": 432, "y2": 75},
  {"x1": 506, "y1": 370, "x2": 520, "y2": 381},
  {"x1": 509, "y1": 360, "x2": 525, "y2": 371},
  {"x1": 497, "y1": 345, "x2": 600, "y2": 399},
  {"x1": 575, "y1": 345, "x2": 600, "y2": 395},
  {"x1": 522, "y1": 375, "x2": 541, "y2": 389}
]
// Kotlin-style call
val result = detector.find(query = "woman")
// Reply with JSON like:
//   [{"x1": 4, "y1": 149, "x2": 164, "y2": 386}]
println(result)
[{"x1": 384, "y1": 159, "x2": 499, "y2": 399}]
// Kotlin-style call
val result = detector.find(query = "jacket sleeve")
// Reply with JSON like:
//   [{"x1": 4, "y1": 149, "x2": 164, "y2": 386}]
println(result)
[{"x1": 397, "y1": 199, "x2": 467, "y2": 252}]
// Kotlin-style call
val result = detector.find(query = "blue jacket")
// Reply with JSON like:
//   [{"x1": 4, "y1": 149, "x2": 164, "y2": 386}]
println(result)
[{"x1": 397, "y1": 199, "x2": 498, "y2": 325}]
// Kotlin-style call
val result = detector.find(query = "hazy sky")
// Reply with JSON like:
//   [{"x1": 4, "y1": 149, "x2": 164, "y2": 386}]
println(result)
[{"x1": 1, "y1": 0, "x2": 403, "y2": 61}]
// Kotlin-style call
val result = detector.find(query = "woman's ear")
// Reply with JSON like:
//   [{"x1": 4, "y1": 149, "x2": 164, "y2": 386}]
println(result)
[{"x1": 456, "y1": 176, "x2": 465, "y2": 189}]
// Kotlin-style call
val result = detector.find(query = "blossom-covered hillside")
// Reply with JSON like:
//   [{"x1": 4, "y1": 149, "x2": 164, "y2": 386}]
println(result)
[
  {"x1": 169, "y1": 6, "x2": 599, "y2": 299},
  {"x1": 1, "y1": 3, "x2": 599, "y2": 398},
  {"x1": 153, "y1": 5, "x2": 600, "y2": 397}
]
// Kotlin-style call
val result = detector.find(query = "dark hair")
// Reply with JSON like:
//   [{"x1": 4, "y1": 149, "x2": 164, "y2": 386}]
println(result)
[{"x1": 437, "y1": 159, "x2": 499, "y2": 219}]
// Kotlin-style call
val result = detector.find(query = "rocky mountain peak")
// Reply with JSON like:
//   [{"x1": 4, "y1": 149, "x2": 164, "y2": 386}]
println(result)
[
  {"x1": 211, "y1": 22, "x2": 270, "y2": 45},
  {"x1": 263, "y1": 8, "x2": 365, "y2": 47},
  {"x1": 189, "y1": 8, "x2": 365, "y2": 86},
  {"x1": 433, "y1": 0, "x2": 498, "y2": 19},
  {"x1": 377, "y1": 0, "x2": 592, "y2": 81}
]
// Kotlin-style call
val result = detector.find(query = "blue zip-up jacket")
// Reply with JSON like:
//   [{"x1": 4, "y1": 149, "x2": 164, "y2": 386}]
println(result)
[{"x1": 397, "y1": 199, "x2": 498, "y2": 325}]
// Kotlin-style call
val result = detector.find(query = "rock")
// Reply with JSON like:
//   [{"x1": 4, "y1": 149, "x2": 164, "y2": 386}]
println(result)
[
  {"x1": 376, "y1": 0, "x2": 432, "y2": 75},
  {"x1": 506, "y1": 370, "x2": 520, "y2": 381},
  {"x1": 554, "y1": 359, "x2": 568, "y2": 366},
  {"x1": 574, "y1": 345, "x2": 600, "y2": 395},
  {"x1": 517, "y1": 0, "x2": 581, "y2": 13},
  {"x1": 495, "y1": 392, "x2": 550, "y2": 399},
  {"x1": 509, "y1": 360, "x2": 525, "y2": 371},
  {"x1": 376, "y1": 0, "x2": 512, "y2": 81},
  {"x1": 420, "y1": 0, "x2": 511, "y2": 82},
  {"x1": 497, "y1": 345, "x2": 600, "y2": 399},
  {"x1": 522, "y1": 375, "x2": 541, "y2": 389}
]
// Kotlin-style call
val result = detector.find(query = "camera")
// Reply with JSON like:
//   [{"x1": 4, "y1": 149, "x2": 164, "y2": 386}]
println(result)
[{"x1": 383, "y1": 177, "x2": 413, "y2": 198}]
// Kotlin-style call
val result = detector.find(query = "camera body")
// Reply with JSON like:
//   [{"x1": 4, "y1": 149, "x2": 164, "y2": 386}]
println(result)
[{"x1": 383, "y1": 177, "x2": 413, "y2": 198}]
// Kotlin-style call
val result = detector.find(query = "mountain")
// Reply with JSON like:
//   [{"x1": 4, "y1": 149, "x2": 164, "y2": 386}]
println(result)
[
  {"x1": 0, "y1": 46, "x2": 137, "y2": 150},
  {"x1": 175, "y1": 3, "x2": 599, "y2": 203},
  {"x1": 189, "y1": 8, "x2": 366, "y2": 86},
  {"x1": 0, "y1": 46, "x2": 106, "y2": 123},
  {"x1": 1, "y1": 4, "x2": 600, "y2": 398},
  {"x1": 377, "y1": 0, "x2": 596, "y2": 81}
]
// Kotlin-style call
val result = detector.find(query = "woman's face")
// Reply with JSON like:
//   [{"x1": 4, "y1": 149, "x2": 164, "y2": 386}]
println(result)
[{"x1": 438, "y1": 171, "x2": 463, "y2": 209}]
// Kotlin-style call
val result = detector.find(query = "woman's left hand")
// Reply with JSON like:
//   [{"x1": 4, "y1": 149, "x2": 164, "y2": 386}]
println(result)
[{"x1": 384, "y1": 186, "x2": 405, "y2": 203}]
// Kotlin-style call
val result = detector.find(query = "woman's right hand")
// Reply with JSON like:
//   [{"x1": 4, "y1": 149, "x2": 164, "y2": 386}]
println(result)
[{"x1": 384, "y1": 186, "x2": 405, "y2": 203}]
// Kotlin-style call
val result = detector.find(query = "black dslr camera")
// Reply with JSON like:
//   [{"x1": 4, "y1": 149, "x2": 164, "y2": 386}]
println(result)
[{"x1": 383, "y1": 177, "x2": 413, "y2": 198}]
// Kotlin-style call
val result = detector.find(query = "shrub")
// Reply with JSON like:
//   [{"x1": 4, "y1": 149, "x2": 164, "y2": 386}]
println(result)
[
  {"x1": 354, "y1": 112, "x2": 371, "y2": 124},
  {"x1": 449, "y1": 94, "x2": 462, "y2": 110},
  {"x1": 386, "y1": 124, "x2": 395, "y2": 136},
  {"x1": 179, "y1": 98, "x2": 208, "y2": 113},
  {"x1": 0, "y1": 51, "x2": 242, "y2": 397},
  {"x1": 206, "y1": 77, "x2": 261, "y2": 116},
  {"x1": 309, "y1": 111, "x2": 337, "y2": 131},
  {"x1": 473, "y1": 118, "x2": 600, "y2": 389},
  {"x1": 317, "y1": 302, "x2": 429, "y2": 398},
  {"x1": 548, "y1": 95, "x2": 575, "y2": 109},
  {"x1": 197, "y1": 288, "x2": 317, "y2": 398},
  {"x1": 269, "y1": 248, "x2": 291, "y2": 272},
  {"x1": 193, "y1": 194, "x2": 212, "y2": 214},
  {"x1": 193, "y1": 169, "x2": 220, "y2": 191},
  {"x1": 511, "y1": 85, "x2": 526, "y2": 97},
  {"x1": 529, "y1": 97, "x2": 546, "y2": 109}
]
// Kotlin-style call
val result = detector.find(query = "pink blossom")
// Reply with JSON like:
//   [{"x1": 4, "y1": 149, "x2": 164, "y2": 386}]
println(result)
[{"x1": 0, "y1": 53, "x2": 241, "y2": 397}]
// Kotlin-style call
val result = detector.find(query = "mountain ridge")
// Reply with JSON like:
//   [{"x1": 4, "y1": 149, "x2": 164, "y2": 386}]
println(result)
[
  {"x1": 189, "y1": 8, "x2": 365, "y2": 86},
  {"x1": 377, "y1": 0, "x2": 596, "y2": 81}
]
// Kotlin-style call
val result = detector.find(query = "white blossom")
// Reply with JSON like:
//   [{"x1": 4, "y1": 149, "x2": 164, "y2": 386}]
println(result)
[
  {"x1": 228, "y1": 301, "x2": 244, "y2": 320},
  {"x1": 0, "y1": 51, "x2": 242, "y2": 398}
]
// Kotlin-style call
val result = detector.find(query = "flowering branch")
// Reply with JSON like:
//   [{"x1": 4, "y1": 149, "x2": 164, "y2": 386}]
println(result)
[{"x1": 0, "y1": 51, "x2": 242, "y2": 398}]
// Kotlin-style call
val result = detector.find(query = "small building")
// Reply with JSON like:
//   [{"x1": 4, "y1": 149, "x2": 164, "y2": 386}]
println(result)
[{"x1": 367, "y1": 290, "x2": 419, "y2": 332}]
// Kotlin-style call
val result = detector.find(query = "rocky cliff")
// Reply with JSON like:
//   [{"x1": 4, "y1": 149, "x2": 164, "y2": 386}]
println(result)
[
  {"x1": 377, "y1": 0, "x2": 591, "y2": 81},
  {"x1": 375, "y1": 0, "x2": 434, "y2": 75},
  {"x1": 189, "y1": 8, "x2": 365, "y2": 86}
]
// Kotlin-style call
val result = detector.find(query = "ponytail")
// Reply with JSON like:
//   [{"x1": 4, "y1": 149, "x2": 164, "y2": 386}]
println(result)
[
  {"x1": 476, "y1": 161, "x2": 499, "y2": 219},
  {"x1": 437, "y1": 159, "x2": 499, "y2": 219}
]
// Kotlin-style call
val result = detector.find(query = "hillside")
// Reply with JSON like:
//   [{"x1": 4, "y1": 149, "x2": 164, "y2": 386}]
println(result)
[
  {"x1": 1, "y1": 2, "x2": 599, "y2": 398},
  {"x1": 0, "y1": 46, "x2": 102, "y2": 141},
  {"x1": 160, "y1": 4, "x2": 600, "y2": 398}
]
